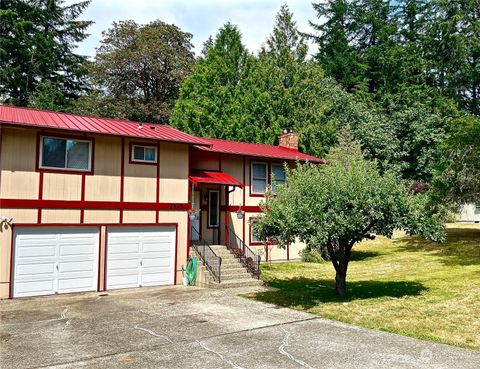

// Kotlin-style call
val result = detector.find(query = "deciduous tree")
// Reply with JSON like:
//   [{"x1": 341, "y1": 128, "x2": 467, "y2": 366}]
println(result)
[{"x1": 255, "y1": 129, "x2": 445, "y2": 297}]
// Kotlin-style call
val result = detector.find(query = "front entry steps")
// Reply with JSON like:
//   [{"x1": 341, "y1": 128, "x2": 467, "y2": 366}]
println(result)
[{"x1": 195, "y1": 245, "x2": 263, "y2": 289}]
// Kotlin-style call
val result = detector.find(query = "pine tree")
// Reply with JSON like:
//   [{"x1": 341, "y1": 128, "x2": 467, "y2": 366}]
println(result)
[{"x1": 0, "y1": 0, "x2": 92, "y2": 108}]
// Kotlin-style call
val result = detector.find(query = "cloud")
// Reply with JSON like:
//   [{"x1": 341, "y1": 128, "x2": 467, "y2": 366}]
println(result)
[{"x1": 71, "y1": 0, "x2": 317, "y2": 57}]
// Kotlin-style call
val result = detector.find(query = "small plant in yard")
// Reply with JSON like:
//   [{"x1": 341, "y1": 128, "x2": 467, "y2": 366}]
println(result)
[
  {"x1": 299, "y1": 249, "x2": 324, "y2": 263},
  {"x1": 254, "y1": 128, "x2": 445, "y2": 297}
]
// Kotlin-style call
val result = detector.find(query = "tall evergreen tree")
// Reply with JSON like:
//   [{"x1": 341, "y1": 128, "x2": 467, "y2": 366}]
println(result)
[{"x1": 0, "y1": 0, "x2": 92, "y2": 108}]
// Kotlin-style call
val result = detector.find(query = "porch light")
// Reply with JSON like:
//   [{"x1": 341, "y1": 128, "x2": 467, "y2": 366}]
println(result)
[
  {"x1": 0, "y1": 216, "x2": 13, "y2": 231},
  {"x1": 188, "y1": 208, "x2": 200, "y2": 221},
  {"x1": 236, "y1": 205, "x2": 244, "y2": 219}
]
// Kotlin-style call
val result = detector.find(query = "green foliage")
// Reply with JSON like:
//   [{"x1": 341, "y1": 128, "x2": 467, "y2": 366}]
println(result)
[
  {"x1": 433, "y1": 114, "x2": 480, "y2": 204},
  {"x1": 78, "y1": 19, "x2": 195, "y2": 123},
  {"x1": 299, "y1": 249, "x2": 325, "y2": 263},
  {"x1": 255, "y1": 129, "x2": 445, "y2": 296},
  {"x1": 0, "y1": 0, "x2": 92, "y2": 108},
  {"x1": 171, "y1": 8, "x2": 399, "y2": 166}
]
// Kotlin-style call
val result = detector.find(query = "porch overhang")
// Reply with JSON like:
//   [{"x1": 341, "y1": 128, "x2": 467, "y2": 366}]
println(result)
[{"x1": 189, "y1": 170, "x2": 242, "y2": 188}]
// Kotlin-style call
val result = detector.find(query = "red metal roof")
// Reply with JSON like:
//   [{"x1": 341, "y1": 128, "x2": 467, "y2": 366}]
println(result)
[
  {"x1": 0, "y1": 105, "x2": 210, "y2": 146},
  {"x1": 189, "y1": 170, "x2": 242, "y2": 187},
  {"x1": 194, "y1": 138, "x2": 326, "y2": 163}
]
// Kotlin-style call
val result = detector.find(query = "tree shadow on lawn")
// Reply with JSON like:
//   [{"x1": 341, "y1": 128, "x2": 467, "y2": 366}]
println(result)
[
  {"x1": 394, "y1": 227, "x2": 480, "y2": 266},
  {"x1": 251, "y1": 277, "x2": 427, "y2": 310},
  {"x1": 349, "y1": 250, "x2": 380, "y2": 261}
]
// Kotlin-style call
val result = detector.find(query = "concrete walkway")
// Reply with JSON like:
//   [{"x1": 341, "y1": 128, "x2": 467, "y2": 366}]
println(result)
[{"x1": 1, "y1": 286, "x2": 479, "y2": 369}]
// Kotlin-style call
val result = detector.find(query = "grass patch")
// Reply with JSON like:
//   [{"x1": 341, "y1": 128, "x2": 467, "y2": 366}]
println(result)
[{"x1": 244, "y1": 223, "x2": 480, "y2": 350}]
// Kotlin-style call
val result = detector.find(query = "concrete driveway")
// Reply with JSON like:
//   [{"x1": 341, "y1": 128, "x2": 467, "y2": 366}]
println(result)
[{"x1": 1, "y1": 286, "x2": 479, "y2": 369}]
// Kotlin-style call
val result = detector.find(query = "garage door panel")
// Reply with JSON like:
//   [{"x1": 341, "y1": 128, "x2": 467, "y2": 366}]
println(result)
[
  {"x1": 59, "y1": 244, "x2": 96, "y2": 256},
  {"x1": 14, "y1": 279, "x2": 55, "y2": 297},
  {"x1": 17, "y1": 246, "x2": 56, "y2": 258},
  {"x1": 108, "y1": 243, "x2": 140, "y2": 254},
  {"x1": 109, "y1": 258, "x2": 139, "y2": 270},
  {"x1": 16, "y1": 262, "x2": 55, "y2": 276},
  {"x1": 58, "y1": 277, "x2": 96, "y2": 292},
  {"x1": 107, "y1": 274, "x2": 139, "y2": 288},
  {"x1": 106, "y1": 226, "x2": 175, "y2": 290},
  {"x1": 142, "y1": 256, "x2": 171, "y2": 268},
  {"x1": 13, "y1": 227, "x2": 99, "y2": 298},
  {"x1": 58, "y1": 260, "x2": 96, "y2": 273}
]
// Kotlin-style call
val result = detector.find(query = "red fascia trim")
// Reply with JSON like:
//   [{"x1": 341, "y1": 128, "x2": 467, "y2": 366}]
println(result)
[
  {"x1": 0, "y1": 198, "x2": 190, "y2": 211},
  {"x1": 35, "y1": 131, "x2": 95, "y2": 175},
  {"x1": 128, "y1": 140, "x2": 159, "y2": 165},
  {"x1": 120, "y1": 137, "x2": 125, "y2": 223}
]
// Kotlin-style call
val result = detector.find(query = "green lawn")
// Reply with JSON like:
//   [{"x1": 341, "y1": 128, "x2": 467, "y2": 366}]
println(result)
[{"x1": 244, "y1": 223, "x2": 480, "y2": 350}]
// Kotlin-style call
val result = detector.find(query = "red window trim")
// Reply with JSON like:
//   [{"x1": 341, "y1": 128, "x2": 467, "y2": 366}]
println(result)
[
  {"x1": 128, "y1": 141, "x2": 158, "y2": 165},
  {"x1": 249, "y1": 216, "x2": 263, "y2": 246},
  {"x1": 207, "y1": 189, "x2": 220, "y2": 229},
  {"x1": 36, "y1": 132, "x2": 95, "y2": 175},
  {"x1": 250, "y1": 161, "x2": 269, "y2": 198}
]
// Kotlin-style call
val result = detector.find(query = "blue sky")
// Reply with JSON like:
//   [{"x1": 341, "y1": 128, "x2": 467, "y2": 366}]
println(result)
[{"x1": 73, "y1": 0, "x2": 317, "y2": 57}]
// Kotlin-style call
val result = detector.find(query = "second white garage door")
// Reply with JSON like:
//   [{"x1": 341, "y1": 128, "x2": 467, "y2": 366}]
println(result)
[{"x1": 106, "y1": 226, "x2": 176, "y2": 290}]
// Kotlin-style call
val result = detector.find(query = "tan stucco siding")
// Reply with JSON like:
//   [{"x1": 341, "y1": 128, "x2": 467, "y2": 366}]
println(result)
[
  {"x1": 159, "y1": 143, "x2": 189, "y2": 203},
  {"x1": 122, "y1": 210, "x2": 156, "y2": 223},
  {"x1": 41, "y1": 209, "x2": 81, "y2": 223},
  {"x1": 42, "y1": 173, "x2": 82, "y2": 200},
  {"x1": 85, "y1": 136, "x2": 121, "y2": 201},
  {"x1": 83, "y1": 210, "x2": 120, "y2": 224},
  {"x1": 0, "y1": 128, "x2": 39, "y2": 199},
  {"x1": 123, "y1": 139, "x2": 157, "y2": 203}
]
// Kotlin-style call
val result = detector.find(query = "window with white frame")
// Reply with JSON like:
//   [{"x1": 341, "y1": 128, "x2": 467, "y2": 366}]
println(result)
[
  {"x1": 131, "y1": 145, "x2": 157, "y2": 163},
  {"x1": 40, "y1": 136, "x2": 91, "y2": 171},
  {"x1": 271, "y1": 164, "x2": 286, "y2": 193},
  {"x1": 251, "y1": 162, "x2": 268, "y2": 194},
  {"x1": 208, "y1": 190, "x2": 220, "y2": 227},
  {"x1": 250, "y1": 218, "x2": 266, "y2": 244}
]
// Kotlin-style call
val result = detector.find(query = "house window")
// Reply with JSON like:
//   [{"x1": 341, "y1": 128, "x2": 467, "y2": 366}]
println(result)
[
  {"x1": 131, "y1": 144, "x2": 157, "y2": 163},
  {"x1": 250, "y1": 218, "x2": 263, "y2": 245},
  {"x1": 40, "y1": 136, "x2": 91, "y2": 171},
  {"x1": 251, "y1": 162, "x2": 268, "y2": 194},
  {"x1": 208, "y1": 190, "x2": 220, "y2": 228},
  {"x1": 271, "y1": 164, "x2": 286, "y2": 193}
]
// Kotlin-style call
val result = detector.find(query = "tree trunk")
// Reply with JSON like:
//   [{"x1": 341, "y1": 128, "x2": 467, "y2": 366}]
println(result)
[{"x1": 335, "y1": 270, "x2": 347, "y2": 297}]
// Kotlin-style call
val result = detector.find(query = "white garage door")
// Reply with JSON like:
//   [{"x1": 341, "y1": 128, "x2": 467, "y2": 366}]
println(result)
[
  {"x1": 106, "y1": 226, "x2": 176, "y2": 290},
  {"x1": 13, "y1": 227, "x2": 99, "y2": 298}
]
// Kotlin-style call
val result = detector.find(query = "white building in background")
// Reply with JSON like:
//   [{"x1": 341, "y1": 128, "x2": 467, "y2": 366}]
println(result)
[{"x1": 458, "y1": 204, "x2": 480, "y2": 223}]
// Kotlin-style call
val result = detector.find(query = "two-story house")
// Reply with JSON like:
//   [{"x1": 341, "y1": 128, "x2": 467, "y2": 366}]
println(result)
[{"x1": 0, "y1": 105, "x2": 324, "y2": 298}]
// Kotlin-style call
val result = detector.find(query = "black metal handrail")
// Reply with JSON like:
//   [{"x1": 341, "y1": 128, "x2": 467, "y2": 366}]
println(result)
[
  {"x1": 190, "y1": 227, "x2": 222, "y2": 282},
  {"x1": 225, "y1": 225, "x2": 261, "y2": 279}
]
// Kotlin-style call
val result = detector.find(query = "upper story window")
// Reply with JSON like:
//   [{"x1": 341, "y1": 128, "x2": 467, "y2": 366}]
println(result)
[
  {"x1": 131, "y1": 144, "x2": 157, "y2": 163},
  {"x1": 251, "y1": 162, "x2": 268, "y2": 194},
  {"x1": 40, "y1": 136, "x2": 92, "y2": 171},
  {"x1": 271, "y1": 164, "x2": 286, "y2": 193}
]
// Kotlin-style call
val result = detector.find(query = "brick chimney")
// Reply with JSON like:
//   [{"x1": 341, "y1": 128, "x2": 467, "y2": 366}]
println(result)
[{"x1": 278, "y1": 129, "x2": 299, "y2": 151}]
